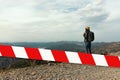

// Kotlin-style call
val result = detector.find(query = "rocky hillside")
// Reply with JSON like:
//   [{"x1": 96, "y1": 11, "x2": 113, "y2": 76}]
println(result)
[
  {"x1": 102, "y1": 42, "x2": 120, "y2": 53},
  {"x1": 0, "y1": 61, "x2": 120, "y2": 80},
  {"x1": 93, "y1": 42, "x2": 120, "y2": 54}
]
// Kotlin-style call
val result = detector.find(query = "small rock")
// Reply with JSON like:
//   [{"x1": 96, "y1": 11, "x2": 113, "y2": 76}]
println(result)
[{"x1": 31, "y1": 71, "x2": 36, "y2": 76}]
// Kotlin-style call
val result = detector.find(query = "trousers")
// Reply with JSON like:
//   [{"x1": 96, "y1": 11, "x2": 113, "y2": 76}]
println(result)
[{"x1": 84, "y1": 41, "x2": 91, "y2": 53}]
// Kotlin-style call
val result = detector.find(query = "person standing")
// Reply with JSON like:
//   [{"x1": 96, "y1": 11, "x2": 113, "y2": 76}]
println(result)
[{"x1": 83, "y1": 26, "x2": 94, "y2": 53}]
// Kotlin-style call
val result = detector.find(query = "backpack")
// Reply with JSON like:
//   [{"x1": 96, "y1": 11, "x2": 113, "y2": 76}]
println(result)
[{"x1": 89, "y1": 31, "x2": 94, "y2": 41}]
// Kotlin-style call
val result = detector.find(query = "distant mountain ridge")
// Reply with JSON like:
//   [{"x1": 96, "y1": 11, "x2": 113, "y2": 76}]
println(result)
[
  {"x1": 1, "y1": 41, "x2": 120, "y2": 54},
  {"x1": 0, "y1": 41, "x2": 119, "y2": 52}
]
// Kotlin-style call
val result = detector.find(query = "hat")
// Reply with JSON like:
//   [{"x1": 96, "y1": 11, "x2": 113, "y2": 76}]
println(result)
[{"x1": 85, "y1": 26, "x2": 90, "y2": 30}]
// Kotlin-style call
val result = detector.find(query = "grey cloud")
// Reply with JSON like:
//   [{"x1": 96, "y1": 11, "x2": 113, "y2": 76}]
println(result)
[
  {"x1": 83, "y1": 13, "x2": 109, "y2": 24},
  {"x1": 0, "y1": 0, "x2": 119, "y2": 42},
  {"x1": 76, "y1": 0, "x2": 109, "y2": 25}
]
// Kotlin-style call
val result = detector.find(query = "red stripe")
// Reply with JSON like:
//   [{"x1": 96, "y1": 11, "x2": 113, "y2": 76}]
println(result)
[
  {"x1": 0, "y1": 45, "x2": 15, "y2": 57},
  {"x1": 51, "y1": 50, "x2": 69, "y2": 62},
  {"x1": 105, "y1": 55, "x2": 120, "y2": 68},
  {"x1": 78, "y1": 52, "x2": 96, "y2": 65},
  {"x1": 25, "y1": 48, "x2": 42, "y2": 60}
]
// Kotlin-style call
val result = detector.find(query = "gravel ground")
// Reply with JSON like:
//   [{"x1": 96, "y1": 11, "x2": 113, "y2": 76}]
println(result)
[{"x1": 0, "y1": 62, "x2": 120, "y2": 80}]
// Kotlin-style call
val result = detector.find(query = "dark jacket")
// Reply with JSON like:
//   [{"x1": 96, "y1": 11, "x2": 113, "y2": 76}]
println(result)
[{"x1": 83, "y1": 30, "x2": 94, "y2": 42}]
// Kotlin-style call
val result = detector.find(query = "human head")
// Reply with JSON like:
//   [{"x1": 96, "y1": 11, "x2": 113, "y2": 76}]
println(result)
[{"x1": 85, "y1": 26, "x2": 90, "y2": 31}]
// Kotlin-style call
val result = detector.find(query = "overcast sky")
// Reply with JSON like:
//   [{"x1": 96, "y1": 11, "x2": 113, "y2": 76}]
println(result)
[{"x1": 0, "y1": 0, "x2": 120, "y2": 42}]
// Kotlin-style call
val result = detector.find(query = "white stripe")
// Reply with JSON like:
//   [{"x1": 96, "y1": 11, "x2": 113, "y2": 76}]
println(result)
[
  {"x1": 65, "y1": 51, "x2": 82, "y2": 64},
  {"x1": 39, "y1": 49, "x2": 55, "y2": 61},
  {"x1": 92, "y1": 54, "x2": 108, "y2": 66},
  {"x1": 0, "y1": 52, "x2": 1, "y2": 56},
  {"x1": 119, "y1": 57, "x2": 120, "y2": 61},
  {"x1": 12, "y1": 46, "x2": 28, "y2": 58}
]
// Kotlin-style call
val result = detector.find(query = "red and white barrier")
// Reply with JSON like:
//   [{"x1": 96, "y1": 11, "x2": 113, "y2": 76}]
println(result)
[{"x1": 0, "y1": 45, "x2": 120, "y2": 68}]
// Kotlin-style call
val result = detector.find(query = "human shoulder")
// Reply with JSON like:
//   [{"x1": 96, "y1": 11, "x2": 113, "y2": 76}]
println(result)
[{"x1": 90, "y1": 31, "x2": 94, "y2": 34}]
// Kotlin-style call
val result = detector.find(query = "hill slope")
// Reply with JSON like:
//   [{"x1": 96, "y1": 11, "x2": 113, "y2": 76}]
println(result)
[
  {"x1": 0, "y1": 62, "x2": 120, "y2": 80},
  {"x1": 0, "y1": 41, "x2": 120, "y2": 80}
]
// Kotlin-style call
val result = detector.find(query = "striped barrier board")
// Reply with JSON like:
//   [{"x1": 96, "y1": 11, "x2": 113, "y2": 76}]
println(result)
[{"x1": 0, "y1": 45, "x2": 120, "y2": 68}]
